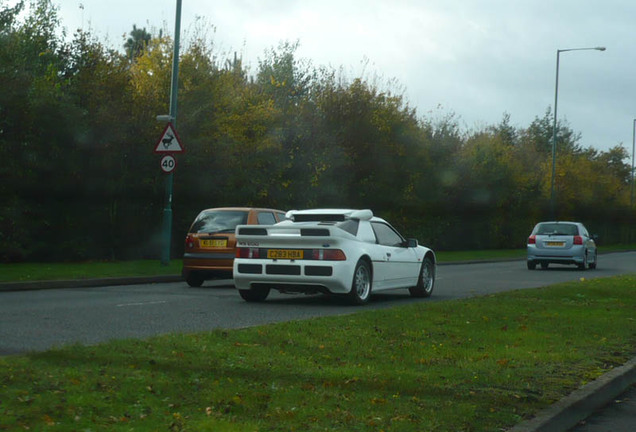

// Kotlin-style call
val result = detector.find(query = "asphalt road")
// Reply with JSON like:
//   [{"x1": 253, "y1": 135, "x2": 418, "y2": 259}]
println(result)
[
  {"x1": 1, "y1": 251, "x2": 635, "y2": 355},
  {"x1": 568, "y1": 384, "x2": 636, "y2": 432}
]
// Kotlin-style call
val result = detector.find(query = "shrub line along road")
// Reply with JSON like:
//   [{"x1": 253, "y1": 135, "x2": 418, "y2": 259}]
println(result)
[{"x1": 1, "y1": 253, "x2": 635, "y2": 432}]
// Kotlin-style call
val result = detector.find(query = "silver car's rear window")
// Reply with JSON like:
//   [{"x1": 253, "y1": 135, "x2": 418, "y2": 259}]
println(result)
[{"x1": 535, "y1": 223, "x2": 578, "y2": 236}]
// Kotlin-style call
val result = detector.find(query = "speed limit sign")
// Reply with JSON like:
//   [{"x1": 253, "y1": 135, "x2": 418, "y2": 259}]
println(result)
[{"x1": 160, "y1": 154, "x2": 176, "y2": 173}]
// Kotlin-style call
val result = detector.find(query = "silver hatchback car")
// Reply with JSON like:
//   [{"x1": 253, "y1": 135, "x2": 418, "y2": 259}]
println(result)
[{"x1": 527, "y1": 221, "x2": 597, "y2": 270}]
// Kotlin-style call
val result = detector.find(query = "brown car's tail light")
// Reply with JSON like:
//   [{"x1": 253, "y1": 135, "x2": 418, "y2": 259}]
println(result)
[{"x1": 185, "y1": 234, "x2": 195, "y2": 249}]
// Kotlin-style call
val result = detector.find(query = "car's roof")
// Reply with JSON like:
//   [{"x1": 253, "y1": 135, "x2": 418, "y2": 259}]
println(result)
[{"x1": 536, "y1": 221, "x2": 582, "y2": 225}]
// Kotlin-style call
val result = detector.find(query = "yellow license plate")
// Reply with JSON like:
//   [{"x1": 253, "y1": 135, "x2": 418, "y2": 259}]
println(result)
[
  {"x1": 200, "y1": 239, "x2": 227, "y2": 248},
  {"x1": 267, "y1": 249, "x2": 303, "y2": 259},
  {"x1": 545, "y1": 241, "x2": 565, "y2": 247}
]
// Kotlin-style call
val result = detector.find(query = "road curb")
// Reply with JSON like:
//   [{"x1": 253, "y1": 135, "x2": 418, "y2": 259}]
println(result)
[
  {"x1": 0, "y1": 275, "x2": 182, "y2": 292},
  {"x1": 508, "y1": 356, "x2": 636, "y2": 432}
]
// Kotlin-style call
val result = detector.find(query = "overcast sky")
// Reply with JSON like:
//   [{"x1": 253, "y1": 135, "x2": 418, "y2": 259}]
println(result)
[{"x1": 44, "y1": 0, "x2": 636, "y2": 154}]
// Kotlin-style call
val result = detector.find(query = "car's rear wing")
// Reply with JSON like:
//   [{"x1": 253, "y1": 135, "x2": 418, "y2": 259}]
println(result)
[{"x1": 285, "y1": 209, "x2": 373, "y2": 222}]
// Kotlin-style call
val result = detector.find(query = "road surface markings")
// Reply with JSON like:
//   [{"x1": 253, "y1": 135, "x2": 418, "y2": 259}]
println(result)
[{"x1": 116, "y1": 301, "x2": 167, "y2": 307}]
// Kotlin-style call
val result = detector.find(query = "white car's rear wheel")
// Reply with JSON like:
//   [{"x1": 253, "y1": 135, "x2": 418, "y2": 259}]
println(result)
[
  {"x1": 349, "y1": 260, "x2": 371, "y2": 305},
  {"x1": 409, "y1": 256, "x2": 435, "y2": 298},
  {"x1": 238, "y1": 286, "x2": 270, "y2": 302}
]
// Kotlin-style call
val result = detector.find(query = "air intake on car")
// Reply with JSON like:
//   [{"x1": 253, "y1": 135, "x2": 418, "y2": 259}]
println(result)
[
  {"x1": 293, "y1": 214, "x2": 345, "y2": 222},
  {"x1": 300, "y1": 228, "x2": 330, "y2": 236},
  {"x1": 237, "y1": 227, "x2": 267, "y2": 235}
]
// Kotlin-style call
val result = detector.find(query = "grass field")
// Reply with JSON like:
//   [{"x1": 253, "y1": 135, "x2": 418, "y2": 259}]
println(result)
[{"x1": 1, "y1": 274, "x2": 635, "y2": 431}]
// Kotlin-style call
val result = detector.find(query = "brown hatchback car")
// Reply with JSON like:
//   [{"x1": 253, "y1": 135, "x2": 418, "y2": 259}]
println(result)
[{"x1": 182, "y1": 207, "x2": 286, "y2": 287}]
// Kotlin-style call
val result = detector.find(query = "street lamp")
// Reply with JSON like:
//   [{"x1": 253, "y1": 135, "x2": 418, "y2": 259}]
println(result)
[
  {"x1": 549, "y1": 46, "x2": 606, "y2": 219},
  {"x1": 632, "y1": 119, "x2": 635, "y2": 207}
]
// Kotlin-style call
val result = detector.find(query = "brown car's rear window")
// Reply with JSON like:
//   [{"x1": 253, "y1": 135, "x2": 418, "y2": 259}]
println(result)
[{"x1": 190, "y1": 210, "x2": 248, "y2": 234}]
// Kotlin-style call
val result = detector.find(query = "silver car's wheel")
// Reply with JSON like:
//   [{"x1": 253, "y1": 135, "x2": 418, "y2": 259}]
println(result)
[
  {"x1": 409, "y1": 257, "x2": 435, "y2": 298},
  {"x1": 588, "y1": 251, "x2": 597, "y2": 269},
  {"x1": 348, "y1": 260, "x2": 371, "y2": 305},
  {"x1": 577, "y1": 250, "x2": 588, "y2": 271}
]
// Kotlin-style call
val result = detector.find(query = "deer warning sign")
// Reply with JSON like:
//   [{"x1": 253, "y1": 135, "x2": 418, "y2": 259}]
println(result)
[{"x1": 154, "y1": 123, "x2": 184, "y2": 154}]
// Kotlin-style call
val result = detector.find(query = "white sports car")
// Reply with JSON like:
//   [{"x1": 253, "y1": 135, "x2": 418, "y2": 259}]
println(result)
[{"x1": 233, "y1": 209, "x2": 436, "y2": 305}]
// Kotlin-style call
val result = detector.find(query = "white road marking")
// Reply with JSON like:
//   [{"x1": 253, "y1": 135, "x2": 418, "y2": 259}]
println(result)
[{"x1": 116, "y1": 301, "x2": 167, "y2": 307}]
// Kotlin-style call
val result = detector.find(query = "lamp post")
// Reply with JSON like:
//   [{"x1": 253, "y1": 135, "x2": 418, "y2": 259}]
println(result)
[
  {"x1": 160, "y1": 0, "x2": 182, "y2": 266},
  {"x1": 549, "y1": 46, "x2": 606, "y2": 219},
  {"x1": 632, "y1": 119, "x2": 635, "y2": 207}
]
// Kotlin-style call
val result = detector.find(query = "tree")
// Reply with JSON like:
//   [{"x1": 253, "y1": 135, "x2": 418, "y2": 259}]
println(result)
[
  {"x1": 0, "y1": 0, "x2": 75, "y2": 260},
  {"x1": 521, "y1": 107, "x2": 581, "y2": 155},
  {"x1": 124, "y1": 24, "x2": 151, "y2": 60},
  {"x1": 1, "y1": 0, "x2": 634, "y2": 260},
  {"x1": 593, "y1": 145, "x2": 632, "y2": 185}
]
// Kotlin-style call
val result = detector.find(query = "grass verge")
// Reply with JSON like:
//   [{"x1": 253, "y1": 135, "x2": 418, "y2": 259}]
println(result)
[
  {"x1": 1, "y1": 246, "x2": 634, "y2": 283},
  {"x1": 0, "y1": 260, "x2": 183, "y2": 283},
  {"x1": 435, "y1": 249, "x2": 526, "y2": 262},
  {"x1": 1, "y1": 275, "x2": 635, "y2": 431}
]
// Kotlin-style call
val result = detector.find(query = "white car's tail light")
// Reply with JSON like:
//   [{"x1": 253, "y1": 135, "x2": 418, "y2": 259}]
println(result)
[
  {"x1": 311, "y1": 249, "x2": 346, "y2": 261},
  {"x1": 236, "y1": 248, "x2": 346, "y2": 260},
  {"x1": 236, "y1": 247, "x2": 261, "y2": 258}
]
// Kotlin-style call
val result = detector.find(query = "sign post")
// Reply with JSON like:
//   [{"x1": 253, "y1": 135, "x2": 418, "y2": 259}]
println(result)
[
  {"x1": 158, "y1": 0, "x2": 183, "y2": 267},
  {"x1": 154, "y1": 120, "x2": 184, "y2": 267}
]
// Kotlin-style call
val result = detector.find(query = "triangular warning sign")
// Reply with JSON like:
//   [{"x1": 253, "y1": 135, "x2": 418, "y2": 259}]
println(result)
[{"x1": 154, "y1": 123, "x2": 184, "y2": 153}]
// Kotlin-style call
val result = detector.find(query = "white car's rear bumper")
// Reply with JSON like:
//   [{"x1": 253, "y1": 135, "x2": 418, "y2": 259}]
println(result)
[{"x1": 233, "y1": 259, "x2": 354, "y2": 294}]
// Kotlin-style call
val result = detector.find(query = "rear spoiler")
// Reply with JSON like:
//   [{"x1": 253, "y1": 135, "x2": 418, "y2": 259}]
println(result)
[
  {"x1": 285, "y1": 209, "x2": 373, "y2": 222},
  {"x1": 236, "y1": 226, "x2": 331, "y2": 237}
]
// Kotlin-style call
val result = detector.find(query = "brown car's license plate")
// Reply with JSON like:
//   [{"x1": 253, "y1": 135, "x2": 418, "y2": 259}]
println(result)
[
  {"x1": 200, "y1": 239, "x2": 227, "y2": 248},
  {"x1": 267, "y1": 249, "x2": 303, "y2": 259}
]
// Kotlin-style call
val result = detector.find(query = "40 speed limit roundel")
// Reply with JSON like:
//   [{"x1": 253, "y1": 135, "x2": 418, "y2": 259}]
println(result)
[{"x1": 160, "y1": 154, "x2": 176, "y2": 173}]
